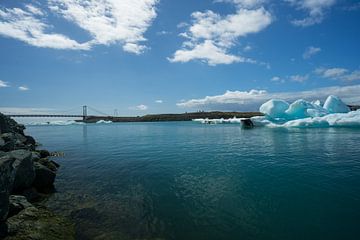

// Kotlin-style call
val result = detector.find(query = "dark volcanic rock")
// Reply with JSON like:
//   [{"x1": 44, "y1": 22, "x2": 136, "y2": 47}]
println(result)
[
  {"x1": 9, "y1": 150, "x2": 35, "y2": 192},
  {"x1": 21, "y1": 187, "x2": 41, "y2": 203},
  {"x1": 37, "y1": 149, "x2": 50, "y2": 158},
  {"x1": 8, "y1": 195, "x2": 33, "y2": 218},
  {"x1": 241, "y1": 119, "x2": 254, "y2": 129},
  {"x1": 38, "y1": 158, "x2": 58, "y2": 172},
  {"x1": 0, "y1": 113, "x2": 25, "y2": 135},
  {"x1": 0, "y1": 156, "x2": 15, "y2": 221},
  {"x1": 0, "y1": 134, "x2": 15, "y2": 152},
  {"x1": 25, "y1": 135, "x2": 36, "y2": 146},
  {"x1": 33, "y1": 162, "x2": 56, "y2": 193},
  {"x1": 5, "y1": 206, "x2": 75, "y2": 240}
]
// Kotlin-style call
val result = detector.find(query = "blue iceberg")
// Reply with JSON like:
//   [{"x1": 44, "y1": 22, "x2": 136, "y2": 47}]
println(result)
[{"x1": 254, "y1": 95, "x2": 360, "y2": 128}]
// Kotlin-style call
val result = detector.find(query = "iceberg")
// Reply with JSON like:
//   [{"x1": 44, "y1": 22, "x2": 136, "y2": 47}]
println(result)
[
  {"x1": 259, "y1": 99, "x2": 289, "y2": 119},
  {"x1": 96, "y1": 120, "x2": 113, "y2": 124},
  {"x1": 323, "y1": 95, "x2": 350, "y2": 113},
  {"x1": 256, "y1": 95, "x2": 359, "y2": 128}
]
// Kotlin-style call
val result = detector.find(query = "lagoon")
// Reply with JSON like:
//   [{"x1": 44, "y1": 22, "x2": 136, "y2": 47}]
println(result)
[{"x1": 26, "y1": 122, "x2": 360, "y2": 240}]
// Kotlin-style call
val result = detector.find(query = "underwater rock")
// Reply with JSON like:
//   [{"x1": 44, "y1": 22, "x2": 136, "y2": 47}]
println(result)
[
  {"x1": 33, "y1": 162, "x2": 56, "y2": 193},
  {"x1": 5, "y1": 206, "x2": 75, "y2": 240},
  {"x1": 8, "y1": 195, "x2": 33, "y2": 218}
]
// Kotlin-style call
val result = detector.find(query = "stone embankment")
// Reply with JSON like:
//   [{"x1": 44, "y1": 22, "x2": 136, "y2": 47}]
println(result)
[{"x1": 0, "y1": 113, "x2": 75, "y2": 239}]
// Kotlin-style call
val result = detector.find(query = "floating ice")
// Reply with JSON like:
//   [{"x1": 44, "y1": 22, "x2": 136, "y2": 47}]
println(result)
[
  {"x1": 256, "y1": 95, "x2": 358, "y2": 128},
  {"x1": 25, "y1": 120, "x2": 84, "y2": 126},
  {"x1": 192, "y1": 117, "x2": 243, "y2": 124},
  {"x1": 323, "y1": 95, "x2": 350, "y2": 113},
  {"x1": 96, "y1": 120, "x2": 113, "y2": 124},
  {"x1": 259, "y1": 99, "x2": 289, "y2": 119},
  {"x1": 193, "y1": 95, "x2": 360, "y2": 128}
]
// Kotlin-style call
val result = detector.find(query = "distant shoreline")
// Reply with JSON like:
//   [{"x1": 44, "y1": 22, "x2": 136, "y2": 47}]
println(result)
[{"x1": 78, "y1": 111, "x2": 263, "y2": 123}]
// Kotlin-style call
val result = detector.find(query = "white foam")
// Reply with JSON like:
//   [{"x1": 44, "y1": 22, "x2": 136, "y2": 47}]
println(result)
[
  {"x1": 25, "y1": 120, "x2": 84, "y2": 126},
  {"x1": 96, "y1": 120, "x2": 113, "y2": 124}
]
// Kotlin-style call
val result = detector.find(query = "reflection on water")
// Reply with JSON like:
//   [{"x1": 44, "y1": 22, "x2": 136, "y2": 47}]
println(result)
[{"x1": 26, "y1": 122, "x2": 360, "y2": 240}]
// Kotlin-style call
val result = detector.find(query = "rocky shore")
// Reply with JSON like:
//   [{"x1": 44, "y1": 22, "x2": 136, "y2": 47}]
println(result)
[{"x1": 0, "y1": 113, "x2": 75, "y2": 239}]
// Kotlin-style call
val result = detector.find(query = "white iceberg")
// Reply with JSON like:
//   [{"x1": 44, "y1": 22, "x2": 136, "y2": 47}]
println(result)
[
  {"x1": 256, "y1": 95, "x2": 359, "y2": 128},
  {"x1": 96, "y1": 120, "x2": 113, "y2": 124},
  {"x1": 259, "y1": 99, "x2": 289, "y2": 119},
  {"x1": 323, "y1": 95, "x2": 350, "y2": 113}
]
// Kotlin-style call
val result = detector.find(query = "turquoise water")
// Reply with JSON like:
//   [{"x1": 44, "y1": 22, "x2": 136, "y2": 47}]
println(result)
[{"x1": 26, "y1": 122, "x2": 360, "y2": 240}]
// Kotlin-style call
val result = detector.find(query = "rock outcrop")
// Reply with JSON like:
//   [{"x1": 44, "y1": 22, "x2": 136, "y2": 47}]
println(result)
[{"x1": 0, "y1": 112, "x2": 67, "y2": 239}]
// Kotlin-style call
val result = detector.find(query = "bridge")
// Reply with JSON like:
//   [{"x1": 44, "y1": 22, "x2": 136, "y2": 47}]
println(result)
[{"x1": 4, "y1": 106, "x2": 109, "y2": 121}]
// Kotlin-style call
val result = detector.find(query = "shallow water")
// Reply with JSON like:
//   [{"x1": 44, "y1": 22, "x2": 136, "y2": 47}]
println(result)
[{"x1": 26, "y1": 122, "x2": 360, "y2": 240}]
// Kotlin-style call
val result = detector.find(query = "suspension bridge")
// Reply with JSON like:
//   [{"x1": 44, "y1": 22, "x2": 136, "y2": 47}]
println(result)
[{"x1": 4, "y1": 106, "x2": 110, "y2": 121}]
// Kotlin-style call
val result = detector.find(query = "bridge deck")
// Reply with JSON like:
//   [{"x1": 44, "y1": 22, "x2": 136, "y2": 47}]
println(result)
[{"x1": 7, "y1": 115, "x2": 85, "y2": 118}]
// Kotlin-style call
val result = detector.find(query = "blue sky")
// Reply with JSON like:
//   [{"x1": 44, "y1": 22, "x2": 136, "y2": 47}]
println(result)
[{"x1": 0, "y1": 0, "x2": 360, "y2": 116}]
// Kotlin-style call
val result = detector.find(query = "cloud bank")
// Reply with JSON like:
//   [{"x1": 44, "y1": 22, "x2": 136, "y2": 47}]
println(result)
[
  {"x1": 286, "y1": 0, "x2": 337, "y2": 27},
  {"x1": 169, "y1": 1, "x2": 272, "y2": 65},
  {"x1": 177, "y1": 84, "x2": 360, "y2": 111},
  {"x1": 0, "y1": 0, "x2": 159, "y2": 54}
]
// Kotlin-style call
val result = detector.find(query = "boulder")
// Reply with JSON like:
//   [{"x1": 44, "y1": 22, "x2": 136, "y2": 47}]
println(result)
[
  {"x1": 241, "y1": 119, "x2": 254, "y2": 129},
  {"x1": 25, "y1": 135, "x2": 36, "y2": 146},
  {"x1": 37, "y1": 149, "x2": 50, "y2": 158},
  {"x1": 5, "y1": 206, "x2": 75, "y2": 240},
  {"x1": 0, "y1": 137, "x2": 5, "y2": 150},
  {"x1": 33, "y1": 162, "x2": 56, "y2": 193},
  {"x1": 8, "y1": 195, "x2": 33, "y2": 218},
  {"x1": 0, "y1": 113, "x2": 25, "y2": 135},
  {"x1": 38, "y1": 158, "x2": 58, "y2": 172},
  {"x1": 9, "y1": 150, "x2": 35, "y2": 192},
  {"x1": 0, "y1": 156, "x2": 15, "y2": 221},
  {"x1": 0, "y1": 134, "x2": 15, "y2": 152}
]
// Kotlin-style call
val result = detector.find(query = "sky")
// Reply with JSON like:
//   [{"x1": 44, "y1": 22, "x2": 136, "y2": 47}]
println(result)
[{"x1": 0, "y1": 0, "x2": 360, "y2": 116}]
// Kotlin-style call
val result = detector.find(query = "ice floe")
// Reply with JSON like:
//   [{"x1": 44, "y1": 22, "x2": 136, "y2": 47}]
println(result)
[{"x1": 193, "y1": 95, "x2": 360, "y2": 128}]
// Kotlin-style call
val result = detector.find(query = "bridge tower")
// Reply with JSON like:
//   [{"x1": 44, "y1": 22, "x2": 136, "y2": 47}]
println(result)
[{"x1": 83, "y1": 105, "x2": 87, "y2": 121}]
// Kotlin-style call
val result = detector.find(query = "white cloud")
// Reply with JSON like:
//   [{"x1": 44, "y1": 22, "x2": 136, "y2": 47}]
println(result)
[
  {"x1": 155, "y1": 100, "x2": 163, "y2": 103},
  {"x1": 123, "y1": 43, "x2": 147, "y2": 55},
  {"x1": 315, "y1": 67, "x2": 360, "y2": 81},
  {"x1": 0, "y1": 1, "x2": 159, "y2": 53},
  {"x1": 49, "y1": 0, "x2": 158, "y2": 52},
  {"x1": 286, "y1": 0, "x2": 337, "y2": 27},
  {"x1": 169, "y1": 3, "x2": 272, "y2": 65},
  {"x1": 215, "y1": 0, "x2": 266, "y2": 8},
  {"x1": 0, "y1": 80, "x2": 9, "y2": 88},
  {"x1": 243, "y1": 45, "x2": 252, "y2": 52},
  {"x1": 271, "y1": 76, "x2": 285, "y2": 83},
  {"x1": 18, "y1": 85, "x2": 29, "y2": 91},
  {"x1": 303, "y1": 46, "x2": 321, "y2": 59},
  {"x1": 0, "y1": 5, "x2": 90, "y2": 50},
  {"x1": 177, "y1": 84, "x2": 360, "y2": 111},
  {"x1": 290, "y1": 74, "x2": 309, "y2": 82},
  {"x1": 131, "y1": 104, "x2": 148, "y2": 111}
]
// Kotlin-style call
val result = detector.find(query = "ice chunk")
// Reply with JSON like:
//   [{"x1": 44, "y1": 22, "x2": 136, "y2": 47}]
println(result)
[
  {"x1": 285, "y1": 99, "x2": 314, "y2": 119},
  {"x1": 259, "y1": 99, "x2": 289, "y2": 119},
  {"x1": 323, "y1": 95, "x2": 350, "y2": 113},
  {"x1": 311, "y1": 100, "x2": 321, "y2": 106}
]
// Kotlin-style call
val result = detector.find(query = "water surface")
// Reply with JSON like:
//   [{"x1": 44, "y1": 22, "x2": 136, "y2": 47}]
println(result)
[{"x1": 26, "y1": 122, "x2": 360, "y2": 240}]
